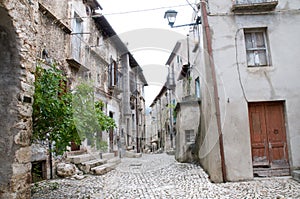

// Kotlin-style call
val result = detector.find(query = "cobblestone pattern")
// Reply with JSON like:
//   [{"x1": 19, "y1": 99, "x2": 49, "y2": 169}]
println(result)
[{"x1": 32, "y1": 154, "x2": 300, "y2": 199}]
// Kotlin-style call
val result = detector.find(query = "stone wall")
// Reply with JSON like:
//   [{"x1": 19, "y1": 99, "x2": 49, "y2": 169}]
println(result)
[{"x1": 0, "y1": 0, "x2": 37, "y2": 198}]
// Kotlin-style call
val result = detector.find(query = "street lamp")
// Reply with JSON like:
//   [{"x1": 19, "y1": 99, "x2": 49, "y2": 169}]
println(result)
[{"x1": 164, "y1": 9, "x2": 201, "y2": 28}]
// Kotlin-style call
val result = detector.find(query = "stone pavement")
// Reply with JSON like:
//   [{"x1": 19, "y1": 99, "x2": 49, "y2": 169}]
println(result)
[{"x1": 31, "y1": 153, "x2": 300, "y2": 199}]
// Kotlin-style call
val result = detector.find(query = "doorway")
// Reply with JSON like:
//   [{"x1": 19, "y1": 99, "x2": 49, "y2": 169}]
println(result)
[{"x1": 248, "y1": 101, "x2": 290, "y2": 177}]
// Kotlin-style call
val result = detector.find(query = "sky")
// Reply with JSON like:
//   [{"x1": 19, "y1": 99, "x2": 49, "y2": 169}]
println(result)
[{"x1": 98, "y1": 0, "x2": 196, "y2": 107}]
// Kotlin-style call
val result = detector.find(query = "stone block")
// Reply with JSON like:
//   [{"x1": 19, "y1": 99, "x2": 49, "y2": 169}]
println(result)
[
  {"x1": 12, "y1": 163, "x2": 31, "y2": 176},
  {"x1": 56, "y1": 163, "x2": 77, "y2": 177},
  {"x1": 15, "y1": 146, "x2": 31, "y2": 164},
  {"x1": 31, "y1": 143, "x2": 48, "y2": 162},
  {"x1": 102, "y1": 153, "x2": 115, "y2": 160},
  {"x1": 125, "y1": 151, "x2": 142, "y2": 158},
  {"x1": 67, "y1": 154, "x2": 95, "y2": 164},
  {"x1": 14, "y1": 130, "x2": 31, "y2": 146},
  {"x1": 78, "y1": 159, "x2": 107, "y2": 174},
  {"x1": 292, "y1": 170, "x2": 300, "y2": 183}
]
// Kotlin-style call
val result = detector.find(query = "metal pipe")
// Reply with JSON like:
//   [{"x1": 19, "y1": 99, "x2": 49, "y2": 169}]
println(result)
[
  {"x1": 135, "y1": 66, "x2": 140, "y2": 153},
  {"x1": 201, "y1": 1, "x2": 227, "y2": 182}
]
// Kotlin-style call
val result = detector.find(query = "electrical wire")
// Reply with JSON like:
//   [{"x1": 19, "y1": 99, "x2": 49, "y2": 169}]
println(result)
[
  {"x1": 185, "y1": 0, "x2": 197, "y2": 13},
  {"x1": 101, "y1": 4, "x2": 191, "y2": 16}
]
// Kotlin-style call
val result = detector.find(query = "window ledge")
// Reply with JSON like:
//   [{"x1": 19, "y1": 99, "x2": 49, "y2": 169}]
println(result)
[
  {"x1": 247, "y1": 65, "x2": 275, "y2": 72},
  {"x1": 232, "y1": 0, "x2": 278, "y2": 13},
  {"x1": 66, "y1": 58, "x2": 88, "y2": 71}
]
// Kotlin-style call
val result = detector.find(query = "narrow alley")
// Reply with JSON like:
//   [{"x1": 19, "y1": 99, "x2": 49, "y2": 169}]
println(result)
[{"x1": 31, "y1": 153, "x2": 300, "y2": 199}]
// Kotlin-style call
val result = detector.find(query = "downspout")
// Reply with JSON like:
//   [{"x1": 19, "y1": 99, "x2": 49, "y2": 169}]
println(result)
[{"x1": 201, "y1": 1, "x2": 227, "y2": 182}]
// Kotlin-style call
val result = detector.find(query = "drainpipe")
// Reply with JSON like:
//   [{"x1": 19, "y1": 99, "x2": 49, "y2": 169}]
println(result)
[{"x1": 201, "y1": 1, "x2": 227, "y2": 182}]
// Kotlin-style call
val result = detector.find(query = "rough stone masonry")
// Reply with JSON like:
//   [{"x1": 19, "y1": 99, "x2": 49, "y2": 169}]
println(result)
[{"x1": 0, "y1": 0, "x2": 38, "y2": 198}]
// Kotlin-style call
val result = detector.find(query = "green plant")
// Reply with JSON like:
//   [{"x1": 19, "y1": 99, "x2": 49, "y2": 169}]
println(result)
[
  {"x1": 31, "y1": 183, "x2": 40, "y2": 195},
  {"x1": 72, "y1": 81, "x2": 116, "y2": 146},
  {"x1": 97, "y1": 140, "x2": 108, "y2": 151},
  {"x1": 32, "y1": 64, "x2": 80, "y2": 155},
  {"x1": 95, "y1": 101, "x2": 116, "y2": 132},
  {"x1": 48, "y1": 182, "x2": 59, "y2": 190},
  {"x1": 72, "y1": 81, "x2": 99, "y2": 145}
]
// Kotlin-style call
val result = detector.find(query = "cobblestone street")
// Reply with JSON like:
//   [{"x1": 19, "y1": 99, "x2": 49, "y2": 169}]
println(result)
[{"x1": 32, "y1": 153, "x2": 300, "y2": 199}]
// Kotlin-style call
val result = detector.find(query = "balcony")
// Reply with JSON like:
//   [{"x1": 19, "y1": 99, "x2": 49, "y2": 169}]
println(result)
[{"x1": 232, "y1": 0, "x2": 278, "y2": 13}]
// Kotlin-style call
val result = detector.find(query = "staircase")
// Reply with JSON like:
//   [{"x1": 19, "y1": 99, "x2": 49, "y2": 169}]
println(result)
[{"x1": 66, "y1": 151, "x2": 121, "y2": 175}]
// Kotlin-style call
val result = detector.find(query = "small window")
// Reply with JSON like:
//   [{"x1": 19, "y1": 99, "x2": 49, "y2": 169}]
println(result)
[
  {"x1": 244, "y1": 28, "x2": 270, "y2": 67},
  {"x1": 97, "y1": 73, "x2": 100, "y2": 84},
  {"x1": 108, "y1": 59, "x2": 118, "y2": 87},
  {"x1": 195, "y1": 77, "x2": 200, "y2": 99},
  {"x1": 185, "y1": 130, "x2": 195, "y2": 143}
]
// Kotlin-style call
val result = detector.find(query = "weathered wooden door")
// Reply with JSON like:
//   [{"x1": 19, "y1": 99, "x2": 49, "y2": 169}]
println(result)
[{"x1": 248, "y1": 102, "x2": 289, "y2": 170}]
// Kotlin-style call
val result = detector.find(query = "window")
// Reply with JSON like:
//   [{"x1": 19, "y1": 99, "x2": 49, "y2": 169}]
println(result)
[
  {"x1": 244, "y1": 28, "x2": 270, "y2": 67},
  {"x1": 71, "y1": 12, "x2": 83, "y2": 61},
  {"x1": 108, "y1": 59, "x2": 118, "y2": 88},
  {"x1": 195, "y1": 77, "x2": 200, "y2": 99},
  {"x1": 185, "y1": 130, "x2": 195, "y2": 143}
]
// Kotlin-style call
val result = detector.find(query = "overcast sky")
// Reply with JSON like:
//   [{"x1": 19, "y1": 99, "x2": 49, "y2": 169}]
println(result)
[{"x1": 98, "y1": 0, "x2": 195, "y2": 107}]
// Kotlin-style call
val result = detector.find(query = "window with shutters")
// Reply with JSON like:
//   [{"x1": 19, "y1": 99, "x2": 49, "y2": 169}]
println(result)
[
  {"x1": 244, "y1": 28, "x2": 271, "y2": 67},
  {"x1": 108, "y1": 59, "x2": 118, "y2": 88},
  {"x1": 71, "y1": 12, "x2": 83, "y2": 62}
]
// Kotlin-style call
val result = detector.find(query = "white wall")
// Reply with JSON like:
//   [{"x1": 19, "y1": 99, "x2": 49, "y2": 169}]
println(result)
[{"x1": 206, "y1": 0, "x2": 300, "y2": 180}]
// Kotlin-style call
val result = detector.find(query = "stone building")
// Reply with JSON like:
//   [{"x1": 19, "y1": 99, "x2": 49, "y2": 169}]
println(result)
[
  {"x1": 158, "y1": 0, "x2": 300, "y2": 183},
  {"x1": 0, "y1": 0, "x2": 148, "y2": 198},
  {"x1": 150, "y1": 84, "x2": 175, "y2": 152},
  {"x1": 37, "y1": 0, "x2": 147, "y2": 153},
  {"x1": 126, "y1": 63, "x2": 148, "y2": 152},
  {"x1": 0, "y1": 1, "x2": 38, "y2": 198},
  {"x1": 196, "y1": 0, "x2": 300, "y2": 182},
  {"x1": 166, "y1": 39, "x2": 201, "y2": 162}
]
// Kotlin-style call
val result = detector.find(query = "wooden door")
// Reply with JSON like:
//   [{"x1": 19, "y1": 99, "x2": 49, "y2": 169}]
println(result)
[{"x1": 248, "y1": 102, "x2": 289, "y2": 169}]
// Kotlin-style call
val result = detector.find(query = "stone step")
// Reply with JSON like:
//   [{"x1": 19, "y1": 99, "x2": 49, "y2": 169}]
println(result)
[
  {"x1": 292, "y1": 170, "x2": 300, "y2": 182},
  {"x1": 253, "y1": 167, "x2": 290, "y2": 177},
  {"x1": 67, "y1": 153, "x2": 101, "y2": 164},
  {"x1": 66, "y1": 149, "x2": 87, "y2": 157},
  {"x1": 91, "y1": 157, "x2": 121, "y2": 175},
  {"x1": 125, "y1": 151, "x2": 142, "y2": 158},
  {"x1": 78, "y1": 159, "x2": 108, "y2": 174},
  {"x1": 101, "y1": 153, "x2": 115, "y2": 160},
  {"x1": 91, "y1": 162, "x2": 118, "y2": 175},
  {"x1": 107, "y1": 157, "x2": 121, "y2": 164}
]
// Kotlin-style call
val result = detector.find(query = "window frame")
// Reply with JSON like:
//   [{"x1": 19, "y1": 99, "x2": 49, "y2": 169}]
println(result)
[
  {"x1": 185, "y1": 129, "x2": 195, "y2": 144},
  {"x1": 244, "y1": 28, "x2": 271, "y2": 67}
]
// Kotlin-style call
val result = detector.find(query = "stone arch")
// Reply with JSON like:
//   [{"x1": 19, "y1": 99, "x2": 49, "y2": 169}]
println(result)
[{"x1": 0, "y1": 6, "x2": 31, "y2": 199}]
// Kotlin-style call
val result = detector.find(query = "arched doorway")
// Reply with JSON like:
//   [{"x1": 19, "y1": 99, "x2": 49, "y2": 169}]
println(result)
[{"x1": 0, "y1": 6, "x2": 32, "y2": 198}]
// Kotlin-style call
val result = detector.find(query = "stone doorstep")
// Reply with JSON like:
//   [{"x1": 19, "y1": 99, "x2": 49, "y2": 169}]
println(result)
[
  {"x1": 78, "y1": 159, "x2": 108, "y2": 174},
  {"x1": 292, "y1": 170, "x2": 300, "y2": 182},
  {"x1": 67, "y1": 153, "x2": 100, "y2": 164},
  {"x1": 91, "y1": 162, "x2": 118, "y2": 175},
  {"x1": 253, "y1": 167, "x2": 290, "y2": 177}
]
